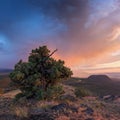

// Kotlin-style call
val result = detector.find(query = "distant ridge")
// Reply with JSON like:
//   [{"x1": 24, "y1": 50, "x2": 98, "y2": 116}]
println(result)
[
  {"x1": 87, "y1": 75, "x2": 111, "y2": 82},
  {"x1": 0, "y1": 69, "x2": 13, "y2": 74}
]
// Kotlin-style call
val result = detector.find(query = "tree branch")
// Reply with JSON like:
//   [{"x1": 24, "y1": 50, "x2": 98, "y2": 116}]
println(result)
[{"x1": 43, "y1": 49, "x2": 58, "y2": 61}]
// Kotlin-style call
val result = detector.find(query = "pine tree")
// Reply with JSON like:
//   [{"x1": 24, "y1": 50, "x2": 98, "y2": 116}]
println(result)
[{"x1": 10, "y1": 46, "x2": 73, "y2": 100}]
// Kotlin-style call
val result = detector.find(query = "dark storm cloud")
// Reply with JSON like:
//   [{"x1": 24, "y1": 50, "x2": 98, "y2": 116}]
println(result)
[
  {"x1": 27, "y1": 0, "x2": 89, "y2": 22},
  {"x1": 0, "y1": 0, "x2": 37, "y2": 39},
  {"x1": 0, "y1": 0, "x2": 89, "y2": 31},
  {"x1": 0, "y1": 0, "x2": 89, "y2": 53},
  {"x1": 0, "y1": 0, "x2": 37, "y2": 22},
  {"x1": 0, "y1": 0, "x2": 89, "y2": 68},
  {"x1": 26, "y1": 0, "x2": 90, "y2": 52}
]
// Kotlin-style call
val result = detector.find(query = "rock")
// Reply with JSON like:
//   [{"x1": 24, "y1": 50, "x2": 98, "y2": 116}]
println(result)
[
  {"x1": 29, "y1": 112, "x2": 55, "y2": 120},
  {"x1": 0, "y1": 114, "x2": 27, "y2": 120},
  {"x1": 69, "y1": 106, "x2": 78, "y2": 113},
  {"x1": 103, "y1": 95, "x2": 115, "y2": 101},
  {"x1": 100, "y1": 95, "x2": 120, "y2": 102},
  {"x1": 51, "y1": 103, "x2": 78, "y2": 115},
  {"x1": 82, "y1": 107, "x2": 94, "y2": 115},
  {"x1": 2, "y1": 90, "x2": 21, "y2": 98},
  {"x1": 99, "y1": 95, "x2": 119, "y2": 102},
  {"x1": 80, "y1": 104, "x2": 88, "y2": 108},
  {"x1": 30, "y1": 108, "x2": 45, "y2": 114},
  {"x1": 51, "y1": 103, "x2": 68, "y2": 112}
]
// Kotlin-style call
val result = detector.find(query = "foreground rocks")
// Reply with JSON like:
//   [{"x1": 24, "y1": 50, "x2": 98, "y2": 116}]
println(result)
[
  {"x1": 0, "y1": 98, "x2": 94, "y2": 120},
  {"x1": 27, "y1": 103, "x2": 95, "y2": 120},
  {"x1": 0, "y1": 91, "x2": 120, "y2": 120}
]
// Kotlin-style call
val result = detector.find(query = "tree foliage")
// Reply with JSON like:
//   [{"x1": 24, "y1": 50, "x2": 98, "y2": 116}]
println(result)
[{"x1": 10, "y1": 46, "x2": 73, "y2": 100}]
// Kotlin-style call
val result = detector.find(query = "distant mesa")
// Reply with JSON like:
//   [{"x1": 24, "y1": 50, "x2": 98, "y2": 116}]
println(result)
[{"x1": 87, "y1": 75, "x2": 111, "y2": 82}]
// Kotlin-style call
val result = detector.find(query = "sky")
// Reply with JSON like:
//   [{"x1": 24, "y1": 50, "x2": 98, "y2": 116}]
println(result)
[{"x1": 0, "y1": 0, "x2": 120, "y2": 77}]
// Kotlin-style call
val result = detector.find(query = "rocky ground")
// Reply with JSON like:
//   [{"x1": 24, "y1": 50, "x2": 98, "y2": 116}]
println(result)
[{"x1": 0, "y1": 85, "x2": 120, "y2": 120}]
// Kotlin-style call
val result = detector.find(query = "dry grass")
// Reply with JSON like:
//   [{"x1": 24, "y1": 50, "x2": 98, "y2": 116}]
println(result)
[
  {"x1": 56, "y1": 115, "x2": 70, "y2": 120},
  {"x1": 36, "y1": 100, "x2": 59, "y2": 109},
  {"x1": 12, "y1": 106, "x2": 28, "y2": 118},
  {"x1": 80, "y1": 97, "x2": 120, "y2": 119}
]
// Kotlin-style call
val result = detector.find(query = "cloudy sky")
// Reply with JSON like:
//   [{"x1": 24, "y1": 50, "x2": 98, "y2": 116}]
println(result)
[{"x1": 0, "y1": 0, "x2": 120, "y2": 77}]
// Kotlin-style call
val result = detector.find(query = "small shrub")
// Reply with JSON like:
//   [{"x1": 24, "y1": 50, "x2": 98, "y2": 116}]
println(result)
[
  {"x1": 75, "y1": 87, "x2": 92, "y2": 98},
  {"x1": 35, "y1": 85, "x2": 64, "y2": 100},
  {"x1": 14, "y1": 93, "x2": 25, "y2": 101},
  {"x1": 45, "y1": 85, "x2": 64, "y2": 100},
  {"x1": 35, "y1": 89, "x2": 46, "y2": 100}
]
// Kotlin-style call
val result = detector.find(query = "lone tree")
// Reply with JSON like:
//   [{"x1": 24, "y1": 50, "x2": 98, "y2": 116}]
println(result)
[{"x1": 10, "y1": 46, "x2": 73, "y2": 100}]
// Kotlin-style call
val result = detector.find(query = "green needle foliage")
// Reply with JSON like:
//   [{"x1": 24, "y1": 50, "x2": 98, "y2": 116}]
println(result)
[{"x1": 9, "y1": 46, "x2": 73, "y2": 100}]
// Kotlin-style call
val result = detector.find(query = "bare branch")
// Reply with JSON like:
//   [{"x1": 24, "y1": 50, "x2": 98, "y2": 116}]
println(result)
[
  {"x1": 43, "y1": 49, "x2": 58, "y2": 61},
  {"x1": 49, "y1": 49, "x2": 58, "y2": 57}
]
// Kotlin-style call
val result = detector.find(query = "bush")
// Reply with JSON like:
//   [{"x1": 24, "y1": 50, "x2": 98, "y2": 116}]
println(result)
[
  {"x1": 45, "y1": 85, "x2": 64, "y2": 100},
  {"x1": 9, "y1": 46, "x2": 73, "y2": 100},
  {"x1": 14, "y1": 93, "x2": 25, "y2": 101},
  {"x1": 75, "y1": 87, "x2": 92, "y2": 98},
  {"x1": 35, "y1": 85, "x2": 64, "y2": 100}
]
